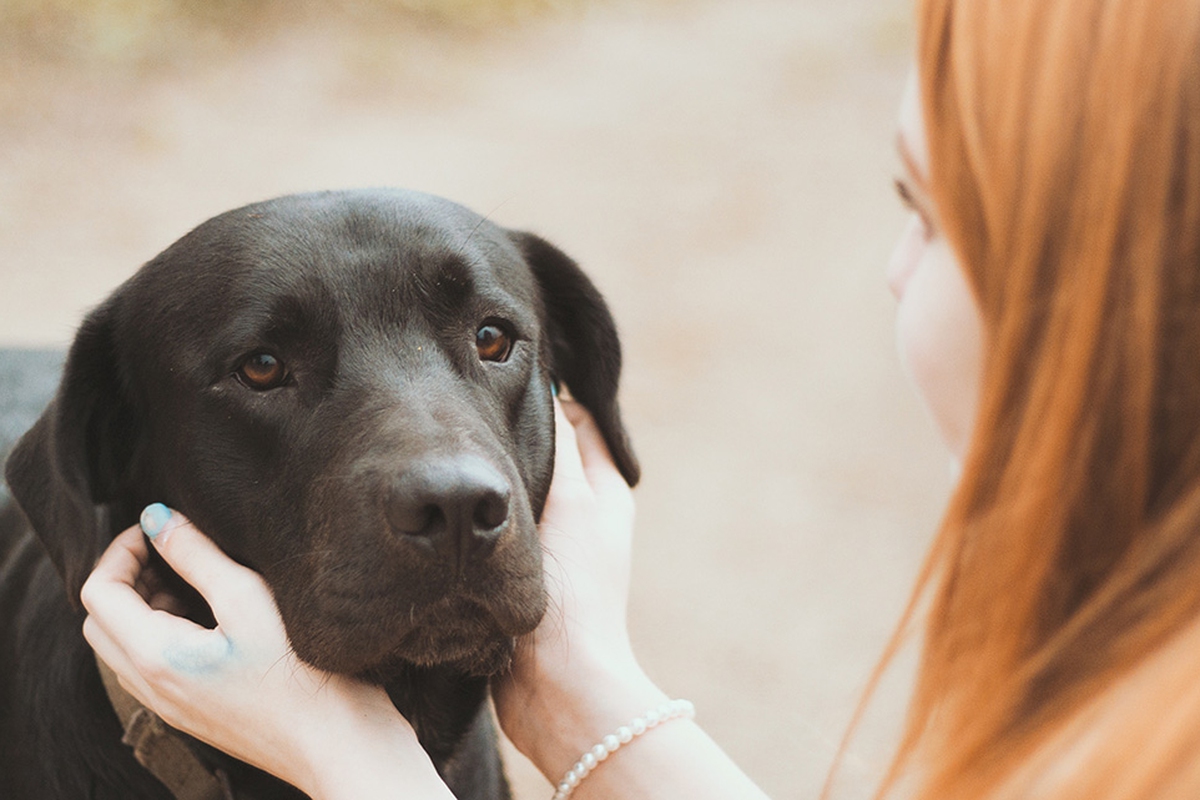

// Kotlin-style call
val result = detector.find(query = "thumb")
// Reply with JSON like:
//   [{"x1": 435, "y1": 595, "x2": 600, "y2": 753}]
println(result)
[{"x1": 138, "y1": 503, "x2": 268, "y2": 623}]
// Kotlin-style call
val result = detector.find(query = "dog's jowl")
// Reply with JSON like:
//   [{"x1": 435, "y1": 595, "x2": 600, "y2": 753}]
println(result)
[{"x1": 0, "y1": 189, "x2": 639, "y2": 800}]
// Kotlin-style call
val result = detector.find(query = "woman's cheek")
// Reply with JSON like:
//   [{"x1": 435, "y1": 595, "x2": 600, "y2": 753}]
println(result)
[
  {"x1": 888, "y1": 216, "x2": 925, "y2": 300},
  {"x1": 894, "y1": 237, "x2": 984, "y2": 460}
]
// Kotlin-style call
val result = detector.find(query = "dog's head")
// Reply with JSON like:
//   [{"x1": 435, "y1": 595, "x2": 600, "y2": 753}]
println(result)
[{"x1": 5, "y1": 189, "x2": 638, "y2": 678}]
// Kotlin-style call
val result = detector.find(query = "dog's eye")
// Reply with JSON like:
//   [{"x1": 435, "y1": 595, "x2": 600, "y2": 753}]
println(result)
[
  {"x1": 237, "y1": 353, "x2": 288, "y2": 390},
  {"x1": 476, "y1": 324, "x2": 513, "y2": 363}
]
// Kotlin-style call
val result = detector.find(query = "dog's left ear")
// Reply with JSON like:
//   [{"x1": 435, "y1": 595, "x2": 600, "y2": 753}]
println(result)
[
  {"x1": 4, "y1": 297, "x2": 140, "y2": 606},
  {"x1": 511, "y1": 231, "x2": 640, "y2": 487}
]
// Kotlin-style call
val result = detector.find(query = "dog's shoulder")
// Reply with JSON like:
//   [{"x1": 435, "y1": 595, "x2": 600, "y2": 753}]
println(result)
[{"x1": 0, "y1": 539, "x2": 174, "y2": 799}]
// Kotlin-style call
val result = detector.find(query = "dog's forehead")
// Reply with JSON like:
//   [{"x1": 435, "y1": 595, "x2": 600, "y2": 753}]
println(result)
[
  {"x1": 128, "y1": 190, "x2": 539, "y2": 335},
  {"x1": 227, "y1": 190, "x2": 528, "y2": 286}
]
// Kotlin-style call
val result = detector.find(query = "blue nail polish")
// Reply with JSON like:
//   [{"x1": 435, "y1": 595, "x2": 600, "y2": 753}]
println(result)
[
  {"x1": 140, "y1": 503, "x2": 173, "y2": 539},
  {"x1": 550, "y1": 379, "x2": 559, "y2": 398}
]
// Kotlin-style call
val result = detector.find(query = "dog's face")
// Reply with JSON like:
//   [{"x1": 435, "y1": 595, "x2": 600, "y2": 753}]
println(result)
[{"x1": 5, "y1": 190, "x2": 638, "y2": 678}]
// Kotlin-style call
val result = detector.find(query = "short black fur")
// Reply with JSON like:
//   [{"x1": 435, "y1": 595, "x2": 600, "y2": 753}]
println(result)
[{"x1": 0, "y1": 189, "x2": 638, "y2": 799}]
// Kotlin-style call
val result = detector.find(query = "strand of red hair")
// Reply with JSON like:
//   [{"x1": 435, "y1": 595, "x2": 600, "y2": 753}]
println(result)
[{"x1": 833, "y1": 1, "x2": 1200, "y2": 797}]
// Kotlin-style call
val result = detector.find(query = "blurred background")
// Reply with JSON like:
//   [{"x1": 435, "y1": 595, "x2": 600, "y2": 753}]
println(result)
[{"x1": 0, "y1": 0, "x2": 952, "y2": 796}]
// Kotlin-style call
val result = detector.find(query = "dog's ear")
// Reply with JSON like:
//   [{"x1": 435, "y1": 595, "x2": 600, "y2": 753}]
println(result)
[
  {"x1": 4, "y1": 298, "x2": 139, "y2": 605},
  {"x1": 511, "y1": 231, "x2": 640, "y2": 487}
]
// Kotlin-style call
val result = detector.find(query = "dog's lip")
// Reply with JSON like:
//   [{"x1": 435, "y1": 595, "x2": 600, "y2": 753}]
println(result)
[
  {"x1": 295, "y1": 594, "x2": 520, "y2": 674},
  {"x1": 311, "y1": 584, "x2": 536, "y2": 637},
  {"x1": 371, "y1": 629, "x2": 517, "y2": 677},
  {"x1": 421, "y1": 590, "x2": 542, "y2": 635},
  {"x1": 312, "y1": 567, "x2": 545, "y2": 632},
  {"x1": 395, "y1": 619, "x2": 509, "y2": 659}
]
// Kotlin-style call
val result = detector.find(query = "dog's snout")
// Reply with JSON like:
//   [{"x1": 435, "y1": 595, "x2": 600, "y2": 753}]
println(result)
[{"x1": 385, "y1": 456, "x2": 512, "y2": 566}]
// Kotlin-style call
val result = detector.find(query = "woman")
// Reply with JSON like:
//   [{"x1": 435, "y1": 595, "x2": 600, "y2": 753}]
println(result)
[{"x1": 81, "y1": 0, "x2": 1200, "y2": 797}]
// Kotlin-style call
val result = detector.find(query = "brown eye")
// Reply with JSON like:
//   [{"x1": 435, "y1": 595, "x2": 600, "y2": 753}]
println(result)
[
  {"x1": 237, "y1": 353, "x2": 288, "y2": 390},
  {"x1": 476, "y1": 324, "x2": 513, "y2": 363}
]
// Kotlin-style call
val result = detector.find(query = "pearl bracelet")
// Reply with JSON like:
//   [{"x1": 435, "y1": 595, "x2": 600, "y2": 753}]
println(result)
[{"x1": 550, "y1": 699, "x2": 696, "y2": 800}]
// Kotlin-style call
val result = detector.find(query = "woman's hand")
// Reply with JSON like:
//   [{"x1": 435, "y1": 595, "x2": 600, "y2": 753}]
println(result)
[
  {"x1": 492, "y1": 398, "x2": 668, "y2": 781},
  {"x1": 80, "y1": 510, "x2": 452, "y2": 800}
]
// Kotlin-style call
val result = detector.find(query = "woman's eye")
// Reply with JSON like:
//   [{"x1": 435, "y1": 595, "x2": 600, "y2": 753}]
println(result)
[
  {"x1": 476, "y1": 324, "x2": 513, "y2": 363},
  {"x1": 895, "y1": 178, "x2": 935, "y2": 240},
  {"x1": 236, "y1": 353, "x2": 289, "y2": 390}
]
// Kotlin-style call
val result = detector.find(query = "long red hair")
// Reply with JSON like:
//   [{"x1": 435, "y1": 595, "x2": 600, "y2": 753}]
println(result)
[{"x1": 867, "y1": 0, "x2": 1200, "y2": 796}]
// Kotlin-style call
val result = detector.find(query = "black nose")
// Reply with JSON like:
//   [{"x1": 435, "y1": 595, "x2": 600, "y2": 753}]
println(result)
[{"x1": 385, "y1": 456, "x2": 511, "y2": 567}]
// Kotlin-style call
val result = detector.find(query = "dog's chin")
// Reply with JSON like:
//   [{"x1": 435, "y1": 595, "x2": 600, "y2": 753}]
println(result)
[
  {"x1": 329, "y1": 631, "x2": 515, "y2": 679},
  {"x1": 292, "y1": 620, "x2": 518, "y2": 679},
  {"x1": 287, "y1": 585, "x2": 545, "y2": 678},
  {"x1": 390, "y1": 631, "x2": 516, "y2": 677}
]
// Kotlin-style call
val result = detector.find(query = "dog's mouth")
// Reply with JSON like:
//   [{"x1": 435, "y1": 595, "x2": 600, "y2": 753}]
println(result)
[
  {"x1": 284, "y1": 582, "x2": 545, "y2": 679},
  {"x1": 382, "y1": 594, "x2": 524, "y2": 676},
  {"x1": 275, "y1": 495, "x2": 549, "y2": 679},
  {"x1": 391, "y1": 616, "x2": 516, "y2": 676}
]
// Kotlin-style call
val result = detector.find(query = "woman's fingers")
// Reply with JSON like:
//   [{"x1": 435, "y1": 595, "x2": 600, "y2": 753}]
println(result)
[
  {"x1": 80, "y1": 526, "x2": 173, "y2": 645},
  {"x1": 83, "y1": 523, "x2": 151, "y2": 600},
  {"x1": 493, "y1": 399, "x2": 640, "y2": 763},
  {"x1": 81, "y1": 611, "x2": 159, "y2": 707},
  {"x1": 536, "y1": 398, "x2": 635, "y2": 613},
  {"x1": 81, "y1": 523, "x2": 231, "y2": 703},
  {"x1": 558, "y1": 398, "x2": 632, "y2": 496},
  {"x1": 136, "y1": 506, "x2": 273, "y2": 628},
  {"x1": 550, "y1": 398, "x2": 589, "y2": 486},
  {"x1": 81, "y1": 511, "x2": 271, "y2": 680},
  {"x1": 76, "y1": 510, "x2": 435, "y2": 793}
]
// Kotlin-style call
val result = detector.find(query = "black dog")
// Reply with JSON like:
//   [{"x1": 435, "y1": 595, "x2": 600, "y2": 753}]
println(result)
[{"x1": 0, "y1": 189, "x2": 639, "y2": 799}]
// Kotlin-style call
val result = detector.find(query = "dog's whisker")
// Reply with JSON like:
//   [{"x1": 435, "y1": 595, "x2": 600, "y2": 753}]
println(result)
[
  {"x1": 459, "y1": 197, "x2": 513, "y2": 253},
  {"x1": 538, "y1": 545, "x2": 572, "y2": 641},
  {"x1": 260, "y1": 546, "x2": 344, "y2": 572}
]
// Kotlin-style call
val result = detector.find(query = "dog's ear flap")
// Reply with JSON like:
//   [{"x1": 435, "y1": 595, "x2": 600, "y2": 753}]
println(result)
[
  {"x1": 511, "y1": 231, "x2": 640, "y2": 487},
  {"x1": 4, "y1": 298, "x2": 138, "y2": 605}
]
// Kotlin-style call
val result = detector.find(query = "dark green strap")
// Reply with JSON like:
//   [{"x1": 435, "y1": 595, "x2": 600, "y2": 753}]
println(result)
[{"x1": 95, "y1": 655, "x2": 231, "y2": 800}]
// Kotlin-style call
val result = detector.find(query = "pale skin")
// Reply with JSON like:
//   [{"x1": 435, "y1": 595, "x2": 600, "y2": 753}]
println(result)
[
  {"x1": 889, "y1": 73, "x2": 983, "y2": 463},
  {"x1": 80, "y1": 73, "x2": 984, "y2": 799}
]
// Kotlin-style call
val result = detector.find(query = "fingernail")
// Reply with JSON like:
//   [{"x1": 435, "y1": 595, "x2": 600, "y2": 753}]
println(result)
[
  {"x1": 550, "y1": 379, "x2": 559, "y2": 398},
  {"x1": 140, "y1": 503, "x2": 174, "y2": 540}
]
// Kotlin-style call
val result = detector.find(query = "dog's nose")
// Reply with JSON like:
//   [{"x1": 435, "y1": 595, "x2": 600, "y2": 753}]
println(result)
[{"x1": 385, "y1": 456, "x2": 511, "y2": 566}]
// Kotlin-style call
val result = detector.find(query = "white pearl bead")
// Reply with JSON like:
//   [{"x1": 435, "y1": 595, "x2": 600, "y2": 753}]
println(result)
[{"x1": 551, "y1": 700, "x2": 694, "y2": 800}]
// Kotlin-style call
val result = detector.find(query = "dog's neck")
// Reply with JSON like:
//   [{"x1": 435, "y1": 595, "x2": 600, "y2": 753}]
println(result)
[
  {"x1": 93, "y1": 654, "x2": 235, "y2": 800},
  {"x1": 94, "y1": 651, "x2": 491, "y2": 798}
]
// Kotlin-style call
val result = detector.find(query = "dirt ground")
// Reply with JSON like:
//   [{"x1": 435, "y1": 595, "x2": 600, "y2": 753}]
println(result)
[{"x1": 0, "y1": 1, "x2": 954, "y2": 796}]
